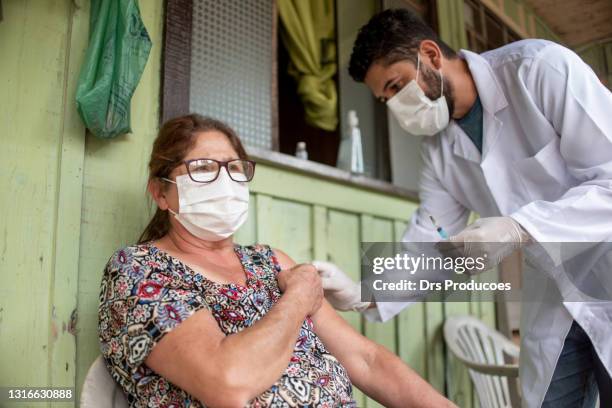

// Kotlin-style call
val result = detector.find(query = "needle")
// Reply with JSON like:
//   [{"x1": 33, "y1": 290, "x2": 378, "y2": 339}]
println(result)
[{"x1": 429, "y1": 215, "x2": 449, "y2": 240}]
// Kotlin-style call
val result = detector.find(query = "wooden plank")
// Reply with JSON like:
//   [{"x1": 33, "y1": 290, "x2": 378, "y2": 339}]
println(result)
[
  {"x1": 250, "y1": 163, "x2": 417, "y2": 220},
  {"x1": 436, "y1": 0, "x2": 468, "y2": 50},
  {"x1": 361, "y1": 215, "x2": 396, "y2": 408},
  {"x1": 0, "y1": 0, "x2": 73, "y2": 394},
  {"x1": 429, "y1": 211, "x2": 468, "y2": 398},
  {"x1": 326, "y1": 210, "x2": 362, "y2": 331},
  {"x1": 326, "y1": 209, "x2": 365, "y2": 406},
  {"x1": 256, "y1": 195, "x2": 312, "y2": 263},
  {"x1": 234, "y1": 192, "x2": 258, "y2": 245},
  {"x1": 479, "y1": 273, "x2": 498, "y2": 330},
  {"x1": 255, "y1": 194, "x2": 274, "y2": 245},
  {"x1": 441, "y1": 213, "x2": 478, "y2": 405},
  {"x1": 75, "y1": 0, "x2": 165, "y2": 398},
  {"x1": 480, "y1": 0, "x2": 532, "y2": 39},
  {"x1": 503, "y1": 0, "x2": 520, "y2": 26},
  {"x1": 312, "y1": 205, "x2": 328, "y2": 260},
  {"x1": 393, "y1": 220, "x2": 428, "y2": 378},
  {"x1": 526, "y1": 9, "x2": 537, "y2": 37},
  {"x1": 445, "y1": 302, "x2": 474, "y2": 407},
  {"x1": 396, "y1": 303, "x2": 428, "y2": 373},
  {"x1": 467, "y1": 269, "x2": 497, "y2": 408},
  {"x1": 49, "y1": 0, "x2": 89, "y2": 394},
  {"x1": 361, "y1": 216, "x2": 396, "y2": 356},
  {"x1": 424, "y1": 302, "x2": 446, "y2": 395},
  {"x1": 605, "y1": 42, "x2": 612, "y2": 86}
]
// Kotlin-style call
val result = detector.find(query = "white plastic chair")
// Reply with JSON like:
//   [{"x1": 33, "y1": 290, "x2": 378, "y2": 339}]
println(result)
[
  {"x1": 444, "y1": 315, "x2": 520, "y2": 408},
  {"x1": 80, "y1": 356, "x2": 129, "y2": 408}
]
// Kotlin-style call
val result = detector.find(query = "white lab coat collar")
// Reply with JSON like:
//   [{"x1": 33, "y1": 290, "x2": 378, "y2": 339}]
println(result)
[
  {"x1": 459, "y1": 49, "x2": 508, "y2": 114},
  {"x1": 445, "y1": 50, "x2": 508, "y2": 163}
]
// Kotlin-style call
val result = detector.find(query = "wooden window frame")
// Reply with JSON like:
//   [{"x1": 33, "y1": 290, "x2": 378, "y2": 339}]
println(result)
[{"x1": 464, "y1": 0, "x2": 521, "y2": 52}]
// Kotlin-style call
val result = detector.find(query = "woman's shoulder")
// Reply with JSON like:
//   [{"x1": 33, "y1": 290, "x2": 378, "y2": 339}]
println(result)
[
  {"x1": 238, "y1": 243, "x2": 294, "y2": 270},
  {"x1": 107, "y1": 242, "x2": 152, "y2": 263},
  {"x1": 103, "y1": 242, "x2": 158, "y2": 276},
  {"x1": 239, "y1": 243, "x2": 280, "y2": 260},
  {"x1": 240, "y1": 242, "x2": 271, "y2": 253}
]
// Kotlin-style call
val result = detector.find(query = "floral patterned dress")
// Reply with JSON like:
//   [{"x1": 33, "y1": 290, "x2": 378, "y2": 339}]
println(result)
[{"x1": 98, "y1": 243, "x2": 356, "y2": 407}]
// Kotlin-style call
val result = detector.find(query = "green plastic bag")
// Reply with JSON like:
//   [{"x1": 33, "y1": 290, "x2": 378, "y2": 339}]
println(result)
[{"x1": 76, "y1": 0, "x2": 152, "y2": 139}]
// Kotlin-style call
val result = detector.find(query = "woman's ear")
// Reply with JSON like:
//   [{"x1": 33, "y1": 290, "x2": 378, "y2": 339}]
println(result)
[
  {"x1": 420, "y1": 40, "x2": 443, "y2": 70},
  {"x1": 148, "y1": 178, "x2": 169, "y2": 211}
]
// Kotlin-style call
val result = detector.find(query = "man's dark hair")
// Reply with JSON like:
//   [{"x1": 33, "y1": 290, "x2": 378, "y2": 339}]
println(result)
[{"x1": 349, "y1": 8, "x2": 457, "y2": 82}]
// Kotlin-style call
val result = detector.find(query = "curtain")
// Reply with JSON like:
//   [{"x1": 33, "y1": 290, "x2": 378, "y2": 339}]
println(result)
[{"x1": 278, "y1": 0, "x2": 338, "y2": 131}]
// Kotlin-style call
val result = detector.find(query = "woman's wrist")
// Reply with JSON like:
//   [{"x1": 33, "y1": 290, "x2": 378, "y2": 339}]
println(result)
[{"x1": 282, "y1": 287, "x2": 312, "y2": 317}]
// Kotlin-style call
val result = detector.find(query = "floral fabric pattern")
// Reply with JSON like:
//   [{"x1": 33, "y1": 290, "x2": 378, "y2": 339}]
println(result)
[{"x1": 98, "y1": 243, "x2": 355, "y2": 407}]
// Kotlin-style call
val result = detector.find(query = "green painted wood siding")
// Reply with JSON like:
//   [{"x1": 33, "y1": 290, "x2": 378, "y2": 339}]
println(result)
[
  {"x1": 0, "y1": 1, "x2": 90, "y2": 404},
  {"x1": 578, "y1": 40, "x2": 612, "y2": 89},
  {"x1": 0, "y1": 1, "x2": 504, "y2": 407}
]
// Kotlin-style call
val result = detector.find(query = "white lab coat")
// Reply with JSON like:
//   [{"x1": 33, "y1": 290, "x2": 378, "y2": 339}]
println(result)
[{"x1": 367, "y1": 40, "x2": 612, "y2": 407}]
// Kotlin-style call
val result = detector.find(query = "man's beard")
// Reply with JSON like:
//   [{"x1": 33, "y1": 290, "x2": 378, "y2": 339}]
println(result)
[{"x1": 420, "y1": 63, "x2": 455, "y2": 118}]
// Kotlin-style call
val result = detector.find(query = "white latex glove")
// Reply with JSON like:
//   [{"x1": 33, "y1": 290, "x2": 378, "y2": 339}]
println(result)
[
  {"x1": 438, "y1": 216, "x2": 531, "y2": 272},
  {"x1": 311, "y1": 260, "x2": 372, "y2": 312}
]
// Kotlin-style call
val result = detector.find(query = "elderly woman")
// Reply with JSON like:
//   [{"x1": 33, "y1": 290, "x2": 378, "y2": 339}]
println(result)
[{"x1": 98, "y1": 114, "x2": 456, "y2": 407}]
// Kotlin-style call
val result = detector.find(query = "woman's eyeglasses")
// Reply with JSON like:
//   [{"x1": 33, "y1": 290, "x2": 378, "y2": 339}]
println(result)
[{"x1": 181, "y1": 158, "x2": 256, "y2": 183}]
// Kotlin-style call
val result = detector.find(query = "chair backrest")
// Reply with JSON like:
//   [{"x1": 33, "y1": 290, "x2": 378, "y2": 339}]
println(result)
[
  {"x1": 80, "y1": 356, "x2": 129, "y2": 408},
  {"x1": 444, "y1": 315, "x2": 520, "y2": 408}
]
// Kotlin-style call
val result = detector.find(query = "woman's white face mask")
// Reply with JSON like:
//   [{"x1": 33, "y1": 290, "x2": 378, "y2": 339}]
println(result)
[
  {"x1": 386, "y1": 54, "x2": 450, "y2": 136},
  {"x1": 164, "y1": 168, "x2": 249, "y2": 241}
]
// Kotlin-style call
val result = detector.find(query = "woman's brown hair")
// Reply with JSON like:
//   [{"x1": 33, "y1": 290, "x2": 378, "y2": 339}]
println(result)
[{"x1": 138, "y1": 114, "x2": 249, "y2": 244}]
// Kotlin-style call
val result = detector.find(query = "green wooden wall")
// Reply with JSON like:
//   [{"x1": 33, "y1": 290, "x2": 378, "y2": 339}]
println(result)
[
  {"x1": 0, "y1": 0, "x2": 164, "y2": 406},
  {"x1": 0, "y1": 1, "x2": 530, "y2": 407},
  {"x1": 578, "y1": 40, "x2": 612, "y2": 89},
  {"x1": 437, "y1": 0, "x2": 564, "y2": 52},
  {"x1": 0, "y1": 1, "x2": 91, "y2": 406}
]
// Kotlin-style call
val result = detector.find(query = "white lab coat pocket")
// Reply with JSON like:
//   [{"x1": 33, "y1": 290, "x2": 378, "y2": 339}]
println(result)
[{"x1": 515, "y1": 138, "x2": 571, "y2": 201}]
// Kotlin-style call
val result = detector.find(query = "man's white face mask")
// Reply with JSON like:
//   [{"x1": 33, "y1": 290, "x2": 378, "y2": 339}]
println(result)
[
  {"x1": 164, "y1": 168, "x2": 249, "y2": 241},
  {"x1": 386, "y1": 54, "x2": 450, "y2": 136}
]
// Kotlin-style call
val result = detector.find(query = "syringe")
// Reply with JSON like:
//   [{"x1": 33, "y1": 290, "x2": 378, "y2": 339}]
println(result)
[{"x1": 429, "y1": 215, "x2": 449, "y2": 240}]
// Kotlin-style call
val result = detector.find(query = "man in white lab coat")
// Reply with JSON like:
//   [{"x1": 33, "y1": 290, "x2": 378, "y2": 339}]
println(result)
[{"x1": 313, "y1": 8, "x2": 612, "y2": 408}]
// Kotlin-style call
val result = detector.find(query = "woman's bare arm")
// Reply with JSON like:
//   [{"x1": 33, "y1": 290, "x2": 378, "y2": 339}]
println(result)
[
  {"x1": 311, "y1": 301, "x2": 456, "y2": 407},
  {"x1": 274, "y1": 250, "x2": 457, "y2": 408},
  {"x1": 145, "y1": 263, "x2": 322, "y2": 407}
]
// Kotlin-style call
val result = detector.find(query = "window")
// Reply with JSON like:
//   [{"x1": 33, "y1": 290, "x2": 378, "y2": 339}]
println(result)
[
  {"x1": 163, "y1": 0, "x2": 393, "y2": 181},
  {"x1": 161, "y1": 0, "x2": 435, "y2": 188},
  {"x1": 464, "y1": 0, "x2": 521, "y2": 53},
  {"x1": 162, "y1": 0, "x2": 277, "y2": 149},
  {"x1": 276, "y1": 17, "x2": 340, "y2": 167},
  {"x1": 276, "y1": 0, "x2": 392, "y2": 178}
]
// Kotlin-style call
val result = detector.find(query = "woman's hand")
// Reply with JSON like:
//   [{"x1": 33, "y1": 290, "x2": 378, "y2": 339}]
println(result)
[
  {"x1": 277, "y1": 263, "x2": 324, "y2": 316},
  {"x1": 274, "y1": 252, "x2": 456, "y2": 408},
  {"x1": 146, "y1": 261, "x2": 324, "y2": 406}
]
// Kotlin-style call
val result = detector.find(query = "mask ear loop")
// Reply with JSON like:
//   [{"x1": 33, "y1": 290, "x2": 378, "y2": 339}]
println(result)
[
  {"x1": 158, "y1": 177, "x2": 178, "y2": 215},
  {"x1": 418, "y1": 52, "x2": 445, "y2": 99},
  {"x1": 416, "y1": 53, "x2": 421, "y2": 84},
  {"x1": 439, "y1": 65, "x2": 444, "y2": 99}
]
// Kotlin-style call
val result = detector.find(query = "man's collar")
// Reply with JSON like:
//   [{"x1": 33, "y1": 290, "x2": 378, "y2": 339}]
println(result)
[{"x1": 458, "y1": 49, "x2": 508, "y2": 114}]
